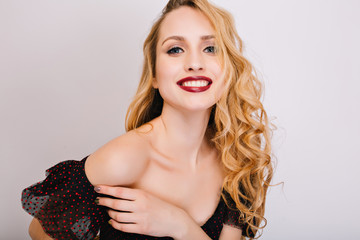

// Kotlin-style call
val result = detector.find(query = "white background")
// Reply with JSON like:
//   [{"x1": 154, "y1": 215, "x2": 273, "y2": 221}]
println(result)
[{"x1": 1, "y1": 0, "x2": 359, "y2": 239}]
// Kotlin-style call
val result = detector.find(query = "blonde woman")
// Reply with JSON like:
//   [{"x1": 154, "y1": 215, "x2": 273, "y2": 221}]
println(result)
[{"x1": 22, "y1": 0, "x2": 273, "y2": 239}]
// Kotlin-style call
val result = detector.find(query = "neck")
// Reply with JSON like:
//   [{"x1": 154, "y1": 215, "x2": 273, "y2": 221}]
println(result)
[{"x1": 151, "y1": 104, "x2": 212, "y2": 170}]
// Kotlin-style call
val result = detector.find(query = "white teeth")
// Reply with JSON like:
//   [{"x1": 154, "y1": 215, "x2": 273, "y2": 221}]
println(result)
[{"x1": 183, "y1": 80, "x2": 208, "y2": 87}]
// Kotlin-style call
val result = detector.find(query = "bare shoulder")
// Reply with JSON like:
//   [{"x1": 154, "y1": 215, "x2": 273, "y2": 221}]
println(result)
[
  {"x1": 219, "y1": 224, "x2": 243, "y2": 240},
  {"x1": 85, "y1": 130, "x2": 150, "y2": 186}
]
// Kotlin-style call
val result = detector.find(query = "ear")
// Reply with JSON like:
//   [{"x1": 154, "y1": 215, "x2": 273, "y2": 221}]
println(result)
[{"x1": 152, "y1": 78, "x2": 158, "y2": 89}]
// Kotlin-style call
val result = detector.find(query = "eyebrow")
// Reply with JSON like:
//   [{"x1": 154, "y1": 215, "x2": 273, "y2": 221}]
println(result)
[{"x1": 161, "y1": 35, "x2": 215, "y2": 46}]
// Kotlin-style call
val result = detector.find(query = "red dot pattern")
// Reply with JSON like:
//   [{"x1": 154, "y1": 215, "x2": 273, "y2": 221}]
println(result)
[
  {"x1": 21, "y1": 158, "x2": 106, "y2": 239},
  {"x1": 21, "y1": 156, "x2": 252, "y2": 239}
]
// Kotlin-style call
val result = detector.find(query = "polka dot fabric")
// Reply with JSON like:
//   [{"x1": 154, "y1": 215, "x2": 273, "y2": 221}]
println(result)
[
  {"x1": 223, "y1": 190, "x2": 255, "y2": 238},
  {"x1": 21, "y1": 156, "x2": 253, "y2": 239},
  {"x1": 21, "y1": 157, "x2": 106, "y2": 239}
]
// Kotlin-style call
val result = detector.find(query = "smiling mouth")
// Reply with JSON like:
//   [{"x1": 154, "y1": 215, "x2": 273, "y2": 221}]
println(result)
[{"x1": 176, "y1": 76, "x2": 212, "y2": 93}]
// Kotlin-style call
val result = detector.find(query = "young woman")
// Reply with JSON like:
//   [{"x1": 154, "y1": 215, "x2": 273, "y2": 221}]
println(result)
[{"x1": 22, "y1": 0, "x2": 273, "y2": 239}]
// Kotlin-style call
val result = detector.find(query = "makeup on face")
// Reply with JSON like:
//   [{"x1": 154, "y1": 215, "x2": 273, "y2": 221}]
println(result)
[
  {"x1": 154, "y1": 6, "x2": 225, "y2": 111},
  {"x1": 176, "y1": 76, "x2": 212, "y2": 93}
]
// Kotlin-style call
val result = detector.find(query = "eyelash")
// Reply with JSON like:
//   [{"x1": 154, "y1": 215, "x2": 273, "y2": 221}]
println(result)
[
  {"x1": 166, "y1": 46, "x2": 216, "y2": 55},
  {"x1": 167, "y1": 47, "x2": 183, "y2": 54},
  {"x1": 204, "y1": 46, "x2": 215, "y2": 53}
]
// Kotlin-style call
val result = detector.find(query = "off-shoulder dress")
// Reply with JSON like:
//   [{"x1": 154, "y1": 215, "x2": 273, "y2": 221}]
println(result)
[{"x1": 21, "y1": 156, "x2": 254, "y2": 240}]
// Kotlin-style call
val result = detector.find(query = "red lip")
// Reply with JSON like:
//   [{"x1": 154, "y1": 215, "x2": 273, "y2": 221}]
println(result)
[{"x1": 176, "y1": 76, "x2": 213, "y2": 93}]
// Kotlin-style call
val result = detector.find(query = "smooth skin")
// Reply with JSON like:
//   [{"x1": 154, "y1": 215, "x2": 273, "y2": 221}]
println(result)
[{"x1": 29, "y1": 6, "x2": 242, "y2": 240}]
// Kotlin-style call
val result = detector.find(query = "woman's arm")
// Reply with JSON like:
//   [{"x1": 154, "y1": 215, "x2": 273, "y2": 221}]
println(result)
[
  {"x1": 173, "y1": 215, "x2": 212, "y2": 240},
  {"x1": 87, "y1": 134, "x2": 214, "y2": 239},
  {"x1": 219, "y1": 224, "x2": 243, "y2": 240},
  {"x1": 26, "y1": 133, "x2": 148, "y2": 239},
  {"x1": 29, "y1": 218, "x2": 54, "y2": 240},
  {"x1": 95, "y1": 185, "x2": 213, "y2": 240},
  {"x1": 97, "y1": 186, "x2": 244, "y2": 240},
  {"x1": 85, "y1": 133, "x2": 149, "y2": 186}
]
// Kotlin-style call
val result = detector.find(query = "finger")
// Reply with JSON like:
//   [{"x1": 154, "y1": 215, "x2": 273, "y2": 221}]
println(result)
[
  {"x1": 108, "y1": 209, "x2": 138, "y2": 223},
  {"x1": 96, "y1": 197, "x2": 136, "y2": 212},
  {"x1": 109, "y1": 220, "x2": 143, "y2": 235},
  {"x1": 94, "y1": 185, "x2": 138, "y2": 200}
]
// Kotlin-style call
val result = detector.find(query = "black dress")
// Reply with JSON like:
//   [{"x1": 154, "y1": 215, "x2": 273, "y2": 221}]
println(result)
[{"x1": 22, "y1": 156, "x2": 253, "y2": 239}]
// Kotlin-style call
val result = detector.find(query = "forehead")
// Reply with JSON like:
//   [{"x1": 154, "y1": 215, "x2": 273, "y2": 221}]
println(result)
[{"x1": 158, "y1": 6, "x2": 215, "y2": 41}]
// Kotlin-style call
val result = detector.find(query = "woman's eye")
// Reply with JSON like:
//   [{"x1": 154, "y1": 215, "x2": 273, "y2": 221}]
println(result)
[
  {"x1": 167, "y1": 47, "x2": 184, "y2": 55},
  {"x1": 204, "y1": 46, "x2": 216, "y2": 53}
]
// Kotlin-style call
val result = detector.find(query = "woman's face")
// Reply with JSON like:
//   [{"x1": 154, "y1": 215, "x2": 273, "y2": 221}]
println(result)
[{"x1": 155, "y1": 6, "x2": 225, "y2": 113}]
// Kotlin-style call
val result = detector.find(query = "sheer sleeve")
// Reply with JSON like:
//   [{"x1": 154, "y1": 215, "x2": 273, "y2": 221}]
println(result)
[
  {"x1": 222, "y1": 190, "x2": 255, "y2": 238},
  {"x1": 21, "y1": 156, "x2": 106, "y2": 240}
]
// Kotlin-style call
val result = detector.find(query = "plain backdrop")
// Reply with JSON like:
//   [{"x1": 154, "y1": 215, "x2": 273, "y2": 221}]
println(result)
[{"x1": 1, "y1": 0, "x2": 359, "y2": 239}]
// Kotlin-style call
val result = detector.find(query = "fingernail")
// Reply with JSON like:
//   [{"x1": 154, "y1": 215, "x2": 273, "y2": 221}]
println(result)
[
  {"x1": 94, "y1": 187, "x2": 101, "y2": 192},
  {"x1": 95, "y1": 198, "x2": 99, "y2": 204},
  {"x1": 108, "y1": 220, "x2": 112, "y2": 225}
]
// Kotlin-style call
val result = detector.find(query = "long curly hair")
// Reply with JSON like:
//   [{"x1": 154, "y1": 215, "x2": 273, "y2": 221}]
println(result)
[{"x1": 125, "y1": 0, "x2": 273, "y2": 238}]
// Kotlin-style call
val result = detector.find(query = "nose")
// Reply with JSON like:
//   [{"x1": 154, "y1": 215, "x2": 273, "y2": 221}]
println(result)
[{"x1": 185, "y1": 51, "x2": 204, "y2": 72}]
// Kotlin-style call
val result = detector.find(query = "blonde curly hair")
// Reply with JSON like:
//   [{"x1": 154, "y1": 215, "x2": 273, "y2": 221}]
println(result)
[{"x1": 125, "y1": 0, "x2": 273, "y2": 238}]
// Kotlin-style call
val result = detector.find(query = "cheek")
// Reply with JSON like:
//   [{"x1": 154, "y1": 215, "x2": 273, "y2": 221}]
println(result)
[
  {"x1": 207, "y1": 57, "x2": 222, "y2": 75},
  {"x1": 212, "y1": 62, "x2": 226, "y2": 99},
  {"x1": 156, "y1": 56, "x2": 168, "y2": 78},
  {"x1": 154, "y1": 57, "x2": 166, "y2": 88},
  {"x1": 211, "y1": 62, "x2": 224, "y2": 83},
  {"x1": 155, "y1": 57, "x2": 179, "y2": 85}
]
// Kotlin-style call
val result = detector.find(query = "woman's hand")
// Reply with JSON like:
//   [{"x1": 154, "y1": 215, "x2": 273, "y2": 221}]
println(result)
[
  {"x1": 94, "y1": 185, "x2": 192, "y2": 239},
  {"x1": 29, "y1": 218, "x2": 54, "y2": 240}
]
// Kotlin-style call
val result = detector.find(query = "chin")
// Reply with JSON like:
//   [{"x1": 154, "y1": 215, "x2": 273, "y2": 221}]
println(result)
[
  {"x1": 181, "y1": 103, "x2": 215, "y2": 113},
  {"x1": 161, "y1": 94, "x2": 217, "y2": 113}
]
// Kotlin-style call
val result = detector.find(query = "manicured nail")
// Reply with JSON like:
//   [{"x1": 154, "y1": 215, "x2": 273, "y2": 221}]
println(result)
[
  {"x1": 94, "y1": 187, "x2": 101, "y2": 192},
  {"x1": 95, "y1": 198, "x2": 99, "y2": 204},
  {"x1": 108, "y1": 220, "x2": 112, "y2": 225}
]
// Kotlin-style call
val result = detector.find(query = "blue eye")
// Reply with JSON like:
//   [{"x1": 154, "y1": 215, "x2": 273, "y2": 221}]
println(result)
[
  {"x1": 167, "y1": 47, "x2": 184, "y2": 54},
  {"x1": 204, "y1": 46, "x2": 215, "y2": 53}
]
